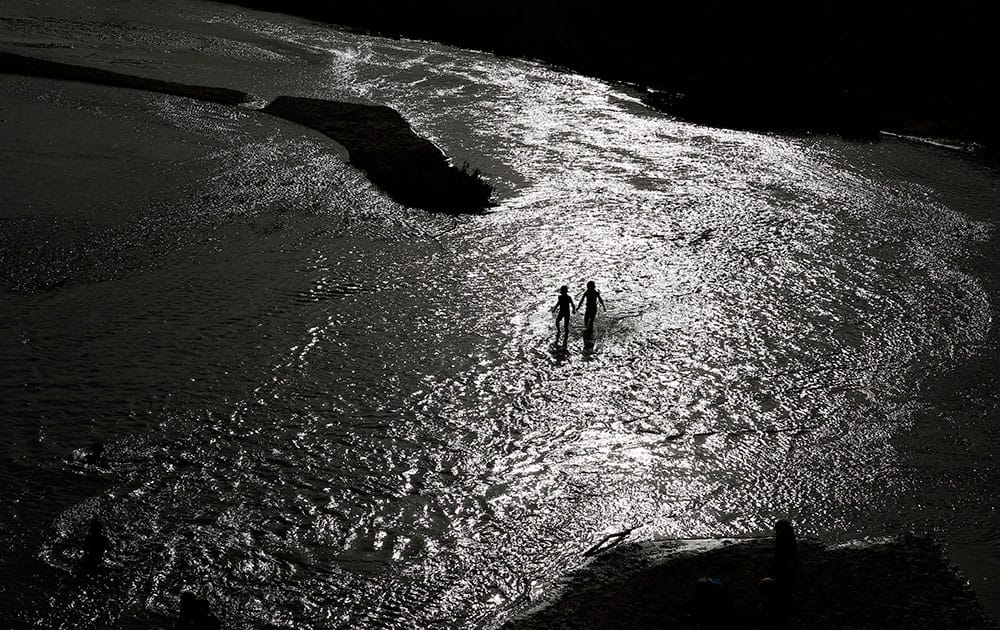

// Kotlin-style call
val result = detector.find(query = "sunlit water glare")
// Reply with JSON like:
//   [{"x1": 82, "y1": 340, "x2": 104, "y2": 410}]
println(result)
[{"x1": 1, "y1": 1, "x2": 999, "y2": 628}]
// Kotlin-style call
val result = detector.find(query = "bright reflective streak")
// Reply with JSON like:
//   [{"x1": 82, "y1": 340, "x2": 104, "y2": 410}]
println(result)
[{"x1": 0, "y1": 1, "x2": 997, "y2": 628}]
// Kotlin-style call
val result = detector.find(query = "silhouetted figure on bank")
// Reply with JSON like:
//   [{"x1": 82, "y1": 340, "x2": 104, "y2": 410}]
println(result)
[
  {"x1": 756, "y1": 577, "x2": 789, "y2": 630},
  {"x1": 551, "y1": 285, "x2": 575, "y2": 344},
  {"x1": 771, "y1": 519, "x2": 798, "y2": 590},
  {"x1": 576, "y1": 280, "x2": 606, "y2": 336},
  {"x1": 79, "y1": 517, "x2": 108, "y2": 576},
  {"x1": 690, "y1": 577, "x2": 733, "y2": 630},
  {"x1": 177, "y1": 591, "x2": 221, "y2": 630}
]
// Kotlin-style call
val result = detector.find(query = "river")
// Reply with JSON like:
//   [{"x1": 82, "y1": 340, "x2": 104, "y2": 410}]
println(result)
[{"x1": 1, "y1": 1, "x2": 999, "y2": 627}]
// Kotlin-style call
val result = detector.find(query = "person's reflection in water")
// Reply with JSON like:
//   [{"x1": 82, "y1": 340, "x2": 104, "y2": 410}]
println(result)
[
  {"x1": 576, "y1": 280, "x2": 606, "y2": 336},
  {"x1": 551, "y1": 285, "x2": 575, "y2": 346}
]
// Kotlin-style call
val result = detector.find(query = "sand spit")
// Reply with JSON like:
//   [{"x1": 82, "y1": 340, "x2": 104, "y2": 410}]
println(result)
[
  {"x1": 503, "y1": 536, "x2": 999, "y2": 629},
  {"x1": 262, "y1": 96, "x2": 493, "y2": 212},
  {"x1": 1, "y1": 52, "x2": 492, "y2": 212},
  {"x1": 0, "y1": 51, "x2": 249, "y2": 105}
]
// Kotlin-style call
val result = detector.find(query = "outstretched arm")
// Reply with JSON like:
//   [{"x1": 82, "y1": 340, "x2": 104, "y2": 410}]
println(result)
[
  {"x1": 576, "y1": 295, "x2": 585, "y2": 311},
  {"x1": 599, "y1": 294, "x2": 607, "y2": 311}
]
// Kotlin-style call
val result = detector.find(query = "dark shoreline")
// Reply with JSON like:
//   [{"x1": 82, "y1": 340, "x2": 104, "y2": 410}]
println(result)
[
  {"x1": 0, "y1": 52, "x2": 493, "y2": 213},
  {"x1": 215, "y1": 1, "x2": 1000, "y2": 155},
  {"x1": 503, "y1": 536, "x2": 999, "y2": 629},
  {"x1": 0, "y1": 51, "x2": 250, "y2": 105}
]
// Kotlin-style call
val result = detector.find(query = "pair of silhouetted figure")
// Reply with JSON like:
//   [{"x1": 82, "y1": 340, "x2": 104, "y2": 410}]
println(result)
[
  {"x1": 551, "y1": 281, "x2": 607, "y2": 344},
  {"x1": 176, "y1": 591, "x2": 222, "y2": 630}
]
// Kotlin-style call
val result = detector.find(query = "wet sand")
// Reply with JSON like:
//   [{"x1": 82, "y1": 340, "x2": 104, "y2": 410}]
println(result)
[
  {"x1": 4, "y1": 2, "x2": 1000, "y2": 627},
  {"x1": 503, "y1": 536, "x2": 999, "y2": 629},
  {"x1": 0, "y1": 51, "x2": 250, "y2": 105},
  {"x1": 1, "y1": 52, "x2": 492, "y2": 213}
]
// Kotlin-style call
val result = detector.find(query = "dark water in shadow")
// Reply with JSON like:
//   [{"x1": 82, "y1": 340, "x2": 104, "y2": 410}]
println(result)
[{"x1": 2, "y1": 1, "x2": 999, "y2": 627}]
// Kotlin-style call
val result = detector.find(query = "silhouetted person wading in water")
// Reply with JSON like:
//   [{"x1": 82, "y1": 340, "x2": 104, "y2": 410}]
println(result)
[
  {"x1": 552, "y1": 285, "x2": 575, "y2": 344},
  {"x1": 576, "y1": 280, "x2": 606, "y2": 335}
]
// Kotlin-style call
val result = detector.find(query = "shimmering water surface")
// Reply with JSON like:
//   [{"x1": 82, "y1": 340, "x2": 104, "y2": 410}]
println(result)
[{"x1": 2, "y1": 1, "x2": 1000, "y2": 628}]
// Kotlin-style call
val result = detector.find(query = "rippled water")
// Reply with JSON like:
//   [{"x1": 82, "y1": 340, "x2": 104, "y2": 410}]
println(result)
[{"x1": 2, "y1": 1, "x2": 1000, "y2": 628}]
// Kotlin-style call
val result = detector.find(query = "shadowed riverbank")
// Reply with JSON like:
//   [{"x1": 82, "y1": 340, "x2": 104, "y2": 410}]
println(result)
[
  {"x1": 262, "y1": 96, "x2": 493, "y2": 212},
  {"x1": 0, "y1": 52, "x2": 493, "y2": 213},
  {"x1": 503, "y1": 536, "x2": 999, "y2": 629}
]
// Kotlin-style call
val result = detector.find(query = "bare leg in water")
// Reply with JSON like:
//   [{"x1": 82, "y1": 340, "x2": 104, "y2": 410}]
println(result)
[
  {"x1": 552, "y1": 285, "x2": 575, "y2": 346},
  {"x1": 576, "y1": 280, "x2": 606, "y2": 337},
  {"x1": 556, "y1": 312, "x2": 570, "y2": 344}
]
